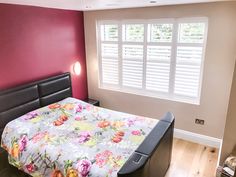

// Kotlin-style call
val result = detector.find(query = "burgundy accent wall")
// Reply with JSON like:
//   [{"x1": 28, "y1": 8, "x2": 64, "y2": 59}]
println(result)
[{"x1": 0, "y1": 4, "x2": 88, "y2": 99}]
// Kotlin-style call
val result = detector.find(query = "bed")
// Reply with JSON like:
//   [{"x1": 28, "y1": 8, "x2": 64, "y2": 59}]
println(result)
[{"x1": 0, "y1": 72, "x2": 175, "y2": 177}]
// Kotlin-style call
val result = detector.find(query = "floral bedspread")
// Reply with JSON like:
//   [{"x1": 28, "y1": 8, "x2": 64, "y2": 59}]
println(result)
[{"x1": 1, "y1": 97, "x2": 158, "y2": 177}]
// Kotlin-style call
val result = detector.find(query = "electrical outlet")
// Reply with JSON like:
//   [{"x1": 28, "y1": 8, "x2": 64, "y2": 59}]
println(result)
[{"x1": 195, "y1": 119, "x2": 204, "y2": 125}]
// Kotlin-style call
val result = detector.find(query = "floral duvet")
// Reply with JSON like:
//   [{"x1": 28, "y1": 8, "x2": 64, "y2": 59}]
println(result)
[{"x1": 1, "y1": 97, "x2": 158, "y2": 177}]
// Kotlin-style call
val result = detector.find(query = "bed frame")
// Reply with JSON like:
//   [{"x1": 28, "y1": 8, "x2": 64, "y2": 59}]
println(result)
[{"x1": 0, "y1": 72, "x2": 174, "y2": 177}]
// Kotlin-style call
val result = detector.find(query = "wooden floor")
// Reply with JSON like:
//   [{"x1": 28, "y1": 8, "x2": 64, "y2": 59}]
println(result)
[
  {"x1": 165, "y1": 138, "x2": 219, "y2": 177},
  {"x1": 0, "y1": 138, "x2": 219, "y2": 177}
]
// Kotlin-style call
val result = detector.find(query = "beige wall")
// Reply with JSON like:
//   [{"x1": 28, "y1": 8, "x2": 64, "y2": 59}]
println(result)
[
  {"x1": 84, "y1": 2, "x2": 236, "y2": 138},
  {"x1": 220, "y1": 62, "x2": 236, "y2": 164}
]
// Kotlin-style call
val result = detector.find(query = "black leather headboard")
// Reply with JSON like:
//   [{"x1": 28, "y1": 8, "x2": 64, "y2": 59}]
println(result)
[{"x1": 0, "y1": 73, "x2": 72, "y2": 139}]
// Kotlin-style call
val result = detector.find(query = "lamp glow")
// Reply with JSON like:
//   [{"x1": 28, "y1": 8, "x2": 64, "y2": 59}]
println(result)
[{"x1": 73, "y1": 61, "x2": 81, "y2": 75}]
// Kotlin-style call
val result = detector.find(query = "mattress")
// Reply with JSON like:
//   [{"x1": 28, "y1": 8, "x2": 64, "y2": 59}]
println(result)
[{"x1": 1, "y1": 97, "x2": 158, "y2": 177}]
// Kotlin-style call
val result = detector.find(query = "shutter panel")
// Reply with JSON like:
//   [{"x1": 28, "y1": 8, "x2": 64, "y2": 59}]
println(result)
[
  {"x1": 123, "y1": 24, "x2": 144, "y2": 42},
  {"x1": 101, "y1": 44, "x2": 119, "y2": 85},
  {"x1": 122, "y1": 45, "x2": 143, "y2": 88},
  {"x1": 174, "y1": 21, "x2": 206, "y2": 98},
  {"x1": 122, "y1": 24, "x2": 144, "y2": 89},
  {"x1": 148, "y1": 24, "x2": 173, "y2": 42},
  {"x1": 174, "y1": 46, "x2": 203, "y2": 97},
  {"x1": 146, "y1": 23, "x2": 173, "y2": 93},
  {"x1": 101, "y1": 24, "x2": 118, "y2": 41},
  {"x1": 146, "y1": 46, "x2": 171, "y2": 92},
  {"x1": 100, "y1": 24, "x2": 119, "y2": 85},
  {"x1": 178, "y1": 23, "x2": 205, "y2": 43}
]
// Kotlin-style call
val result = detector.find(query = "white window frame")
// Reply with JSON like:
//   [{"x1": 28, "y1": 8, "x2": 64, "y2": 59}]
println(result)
[{"x1": 97, "y1": 17, "x2": 208, "y2": 105}]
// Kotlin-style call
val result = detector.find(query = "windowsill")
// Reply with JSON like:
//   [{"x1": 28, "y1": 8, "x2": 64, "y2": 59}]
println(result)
[{"x1": 99, "y1": 85, "x2": 200, "y2": 105}]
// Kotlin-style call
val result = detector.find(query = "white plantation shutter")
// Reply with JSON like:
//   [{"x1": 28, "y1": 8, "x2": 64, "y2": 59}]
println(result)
[
  {"x1": 100, "y1": 24, "x2": 119, "y2": 85},
  {"x1": 122, "y1": 24, "x2": 144, "y2": 89},
  {"x1": 146, "y1": 23, "x2": 173, "y2": 93},
  {"x1": 174, "y1": 22, "x2": 206, "y2": 99},
  {"x1": 98, "y1": 18, "x2": 207, "y2": 104}
]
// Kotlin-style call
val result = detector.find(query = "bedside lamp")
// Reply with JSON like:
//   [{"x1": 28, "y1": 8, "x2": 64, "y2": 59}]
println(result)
[{"x1": 73, "y1": 61, "x2": 81, "y2": 75}]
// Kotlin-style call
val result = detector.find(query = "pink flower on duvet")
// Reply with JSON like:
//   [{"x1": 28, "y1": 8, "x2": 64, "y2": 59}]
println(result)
[
  {"x1": 22, "y1": 111, "x2": 38, "y2": 120},
  {"x1": 75, "y1": 116, "x2": 81, "y2": 121},
  {"x1": 32, "y1": 131, "x2": 48, "y2": 143},
  {"x1": 131, "y1": 130, "x2": 141, "y2": 136},
  {"x1": 95, "y1": 150, "x2": 112, "y2": 168},
  {"x1": 127, "y1": 119, "x2": 135, "y2": 127},
  {"x1": 76, "y1": 159, "x2": 92, "y2": 177},
  {"x1": 76, "y1": 104, "x2": 83, "y2": 113},
  {"x1": 26, "y1": 163, "x2": 35, "y2": 173},
  {"x1": 86, "y1": 104, "x2": 92, "y2": 111},
  {"x1": 78, "y1": 132, "x2": 91, "y2": 143},
  {"x1": 19, "y1": 135, "x2": 28, "y2": 152}
]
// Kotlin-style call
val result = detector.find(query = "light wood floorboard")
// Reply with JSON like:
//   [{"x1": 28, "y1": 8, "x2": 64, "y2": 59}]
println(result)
[{"x1": 165, "y1": 138, "x2": 219, "y2": 177}]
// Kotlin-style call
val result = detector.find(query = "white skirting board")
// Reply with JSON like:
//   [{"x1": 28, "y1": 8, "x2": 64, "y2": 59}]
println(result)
[{"x1": 174, "y1": 128, "x2": 222, "y2": 148}]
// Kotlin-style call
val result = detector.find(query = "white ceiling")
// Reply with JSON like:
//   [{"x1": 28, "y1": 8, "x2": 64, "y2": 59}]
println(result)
[{"x1": 0, "y1": 0, "x2": 231, "y2": 11}]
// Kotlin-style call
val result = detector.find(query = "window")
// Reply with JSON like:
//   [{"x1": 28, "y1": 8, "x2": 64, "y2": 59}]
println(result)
[{"x1": 97, "y1": 18, "x2": 208, "y2": 104}]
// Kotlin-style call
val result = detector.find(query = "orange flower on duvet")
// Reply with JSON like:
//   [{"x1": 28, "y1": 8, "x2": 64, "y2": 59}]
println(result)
[
  {"x1": 11, "y1": 141, "x2": 20, "y2": 158},
  {"x1": 63, "y1": 104, "x2": 75, "y2": 110},
  {"x1": 115, "y1": 131, "x2": 125, "y2": 137},
  {"x1": 112, "y1": 121, "x2": 125, "y2": 129},
  {"x1": 98, "y1": 120, "x2": 110, "y2": 128},
  {"x1": 51, "y1": 169, "x2": 64, "y2": 177},
  {"x1": 112, "y1": 131, "x2": 125, "y2": 143},
  {"x1": 48, "y1": 103, "x2": 61, "y2": 109},
  {"x1": 111, "y1": 136, "x2": 122, "y2": 143},
  {"x1": 58, "y1": 115, "x2": 68, "y2": 122},
  {"x1": 66, "y1": 168, "x2": 78, "y2": 177},
  {"x1": 53, "y1": 115, "x2": 69, "y2": 126}
]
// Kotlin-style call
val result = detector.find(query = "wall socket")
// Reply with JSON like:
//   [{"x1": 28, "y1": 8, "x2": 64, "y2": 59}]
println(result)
[{"x1": 195, "y1": 119, "x2": 205, "y2": 125}]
